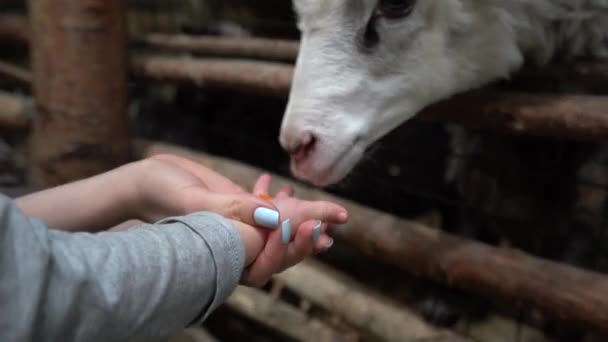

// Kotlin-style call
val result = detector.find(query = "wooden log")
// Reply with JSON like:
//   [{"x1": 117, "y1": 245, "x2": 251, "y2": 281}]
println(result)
[
  {"x1": 3, "y1": 14, "x2": 608, "y2": 141},
  {"x1": 28, "y1": 0, "x2": 131, "y2": 187},
  {"x1": 454, "y1": 315, "x2": 550, "y2": 342},
  {"x1": 131, "y1": 55, "x2": 608, "y2": 141},
  {"x1": 423, "y1": 91, "x2": 608, "y2": 141},
  {"x1": 136, "y1": 141, "x2": 608, "y2": 334},
  {"x1": 137, "y1": 34, "x2": 299, "y2": 61},
  {"x1": 3, "y1": 13, "x2": 608, "y2": 93},
  {"x1": 0, "y1": 13, "x2": 29, "y2": 45},
  {"x1": 0, "y1": 91, "x2": 31, "y2": 130},
  {"x1": 135, "y1": 34, "x2": 608, "y2": 93},
  {"x1": 9, "y1": 54, "x2": 608, "y2": 142},
  {"x1": 131, "y1": 55, "x2": 293, "y2": 97},
  {"x1": 0, "y1": 60, "x2": 32, "y2": 85},
  {"x1": 135, "y1": 33, "x2": 608, "y2": 95},
  {"x1": 169, "y1": 328, "x2": 219, "y2": 342},
  {"x1": 513, "y1": 60, "x2": 608, "y2": 94},
  {"x1": 226, "y1": 286, "x2": 356, "y2": 342},
  {"x1": 276, "y1": 259, "x2": 470, "y2": 342}
]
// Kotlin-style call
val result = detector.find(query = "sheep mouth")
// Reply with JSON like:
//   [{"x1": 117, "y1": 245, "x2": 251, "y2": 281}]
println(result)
[{"x1": 290, "y1": 137, "x2": 366, "y2": 187}]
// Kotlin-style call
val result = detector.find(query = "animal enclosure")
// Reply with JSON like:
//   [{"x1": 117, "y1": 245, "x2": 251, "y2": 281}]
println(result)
[{"x1": 1, "y1": 1, "x2": 608, "y2": 341}]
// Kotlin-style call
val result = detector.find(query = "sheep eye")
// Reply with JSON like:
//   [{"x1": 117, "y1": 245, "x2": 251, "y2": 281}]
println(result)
[{"x1": 377, "y1": 0, "x2": 416, "y2": 19}]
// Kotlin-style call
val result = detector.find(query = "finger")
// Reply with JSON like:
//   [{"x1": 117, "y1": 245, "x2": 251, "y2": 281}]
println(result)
[
  {"x1": 241, "y1": 219, "x2": 291, "y2": 287},
  {"x1": 293, "y1": 201, "x2": 349, "y2": 225},
  {"x1": 274, "y1": 185, "x2": 295, "y2": 199},
  {"x1": 188, "y1": 191, "x2": 280, "y2": 230},
  {"x1": 253, "y1": 174, "x2": 272, "y2": 197},
  {"x1": 151, "y1": 154, "x2": 245, "y2": 193},
  {"x1": 307, "y1": 222, "x2": 334, "y2": 254},
  {"x1": 313, "y1": 233, "x2": 335, "y2": 254},
  {"x1": 281, "y1": 220, "x2": 320, "y2": 270}
]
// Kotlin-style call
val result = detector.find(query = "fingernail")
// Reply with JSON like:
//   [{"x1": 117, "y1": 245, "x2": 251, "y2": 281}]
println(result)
[
  {"x1": 254, "y1": 207, "x2": 280, "y2": 229},
  {"x1": 338, "y1": 211, "x2": 348, "y2": 221},
  {"x1": 281, "y1": 219, "x2": 292, "y2": 245},
  {"x1": 312, "y1": 222, "x2": 322, "y2": 242},
  {"x1": 322, "y1": 238, "x2": 334, "y2": 252}
]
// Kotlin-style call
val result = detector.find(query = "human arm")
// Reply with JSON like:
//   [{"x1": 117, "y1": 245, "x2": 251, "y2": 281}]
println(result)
[
  {"x1": 15, "y1": 157, "x2": 279, "y2": 232},
  {"x1": 14, "y1": 163, "x2": 141, "y2": 232},
  {"x1": 13, "y1": 154, "x2": 350, "y2": 288},
  {"x1": 0, "y1": 195, "x2": 247, "y2": 342},
  {"x1": 15, "y1": 155, "x2": 348, "y2": 236}
]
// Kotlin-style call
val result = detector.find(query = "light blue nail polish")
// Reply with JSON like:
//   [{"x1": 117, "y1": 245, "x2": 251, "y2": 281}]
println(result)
[
  {"x1": 254, "y1": 208, "x2": 280, "y2": 229},
  {"x1": 281, "y1": 219, "x2": 292, "y2": 245},
  {"x1": 312, "y1": 222, "x2": 322, "y2": 242}
]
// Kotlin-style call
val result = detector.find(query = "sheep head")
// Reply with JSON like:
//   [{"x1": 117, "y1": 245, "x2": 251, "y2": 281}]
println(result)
[{"x1": 280, "y1": 0, "x2": 528, "y2": 186}]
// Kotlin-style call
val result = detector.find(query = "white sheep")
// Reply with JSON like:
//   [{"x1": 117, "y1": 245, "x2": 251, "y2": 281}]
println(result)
[{"x1": 280, "y1": 0, "x2": 608, "y2": 186}]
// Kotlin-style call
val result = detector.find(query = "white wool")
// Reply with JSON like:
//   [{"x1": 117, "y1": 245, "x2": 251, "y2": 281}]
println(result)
[{"x1": 281, "y1": 0, "x2": 608, "y2": 186}]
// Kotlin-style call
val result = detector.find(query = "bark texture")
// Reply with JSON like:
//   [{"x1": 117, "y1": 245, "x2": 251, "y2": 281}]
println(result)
[{"x1": 28, "y1": 0, "x2": 131, "y2": 187}]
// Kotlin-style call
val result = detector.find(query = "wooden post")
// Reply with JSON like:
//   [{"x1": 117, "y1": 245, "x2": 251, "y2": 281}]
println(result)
[
  {"x1": 28, "y1": 0, "x2": 131, "y2": 187},
  {"x1": 0, "y1": 91, "x2": 31, "y2": 130}
]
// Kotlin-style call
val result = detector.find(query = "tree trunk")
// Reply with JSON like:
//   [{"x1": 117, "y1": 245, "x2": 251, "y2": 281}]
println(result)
[{"x1": 28, "y1": 0, "x2": 131, "y2": 187}]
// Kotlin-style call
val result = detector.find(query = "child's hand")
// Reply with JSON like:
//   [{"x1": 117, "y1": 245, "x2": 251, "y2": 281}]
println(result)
[
  {"x1": 239, "y1": 174, "x2": 348, "y2": 287},
  {"x1": 253, "y1": 174, "x2": 347, "y2": 250}
]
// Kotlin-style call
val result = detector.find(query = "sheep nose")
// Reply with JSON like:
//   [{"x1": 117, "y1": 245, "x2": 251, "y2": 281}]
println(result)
[{"x1": 280, "y1": 130, "x2": 317, "y2": 162}]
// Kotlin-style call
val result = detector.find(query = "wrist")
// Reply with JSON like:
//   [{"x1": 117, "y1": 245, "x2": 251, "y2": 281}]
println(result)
[
  {"x1": 110, "y1": 160, "x2": 148, "y2": 223},
  {"x1": 13, "y1": 161, "x2": 145, "y2": 232},
  {"x1": 127, "y1": 157, "x2": 177, "y2": 223},
  {"x1": 230, "y1": 220, "x2": 266, "y2": 266}
]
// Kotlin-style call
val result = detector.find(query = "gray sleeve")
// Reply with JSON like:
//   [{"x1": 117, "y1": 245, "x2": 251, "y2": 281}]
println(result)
[{"x1": 0, "y1": 195, "x2": 245, "y2": 342}]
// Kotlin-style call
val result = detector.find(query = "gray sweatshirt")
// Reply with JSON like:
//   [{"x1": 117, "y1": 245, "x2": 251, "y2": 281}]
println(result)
[{"x1": 0, "y1": 194, "x2": 245, "y2": 342}]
